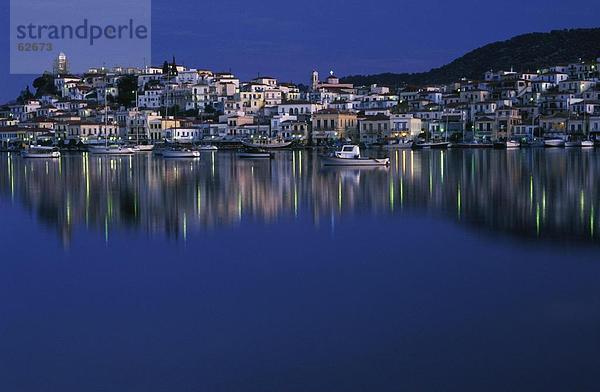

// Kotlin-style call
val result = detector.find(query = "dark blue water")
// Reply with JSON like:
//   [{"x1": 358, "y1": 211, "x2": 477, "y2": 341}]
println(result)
[{"x1": 1, "y1": 149, "x2": 599, "y2": 391}]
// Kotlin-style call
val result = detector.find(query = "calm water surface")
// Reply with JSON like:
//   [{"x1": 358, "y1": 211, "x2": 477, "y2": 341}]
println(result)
[{"x1": 1, "y1": 149, "x2": 599, "y2": 391}]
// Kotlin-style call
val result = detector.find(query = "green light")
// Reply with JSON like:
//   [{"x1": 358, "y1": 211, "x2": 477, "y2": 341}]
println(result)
[
  {"x1": 400, "y1": 177, "x2": 404, "y2": 207},
  {"x1": 429, "y1": 171, "x2": 432, "y2": 196},
  {"x1": 542, "y1": 188, "x2": 546, "y2": 221},
  {"x1": 530, "y1": 175, "x2": 533, "y2": 206}
]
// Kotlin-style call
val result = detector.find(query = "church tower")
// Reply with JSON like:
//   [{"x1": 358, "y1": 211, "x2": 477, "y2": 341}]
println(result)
[
  {"x1": 53, "y1": 52, "x2": 69, "y2": 75},
  {"x1": 311, "y1": 70, "x2": 319, "y2": 91}
]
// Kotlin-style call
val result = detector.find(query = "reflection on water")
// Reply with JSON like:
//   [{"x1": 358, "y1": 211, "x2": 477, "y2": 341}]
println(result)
[{"x1": 1, "y1": 149, "x2": 599, "y2": 246}]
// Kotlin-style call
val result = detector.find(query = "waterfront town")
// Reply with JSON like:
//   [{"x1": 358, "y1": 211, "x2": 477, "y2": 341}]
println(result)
[{"x1": 2, "y1": 52, "x2": 600, "y2": 149}]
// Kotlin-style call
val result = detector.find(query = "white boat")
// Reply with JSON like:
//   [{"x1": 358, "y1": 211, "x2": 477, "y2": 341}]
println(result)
[
  {"x1": 89, "y1": 145, "x2": 135, "y2": 155},
  {"x1": 494, "y1": 140, "x2": 520, "y2": 149},
  {"x1": 322, "y1": 145, "x2": 390, "y2": 167},
  {"x1": 133, "y1": 144, "x2": 155, "y2": 152},
  {"x1": 242, "y1": 138, "x2": 292, "y2": 149},
  {"x1": 198, "y1": 145, "x2": 218, "y2": 151},
  {"x1": 21, "y1": 146, "x2": 61, "y2": 159},
  {"x1": 581, "y1": 140, "x2": 595, "y2": 148},
  {"x1": 544, "y1": 138, "x2": 565, "y2": 148},
  {"x1": 565, "y1": 141, "x2": 581, "y2": 148},
  {"x1": 382, "y1": 140, "x2": 413, "y2": 149},
  {"x1": 162, "y1": 149, "x2": 200, "y2": 158}
]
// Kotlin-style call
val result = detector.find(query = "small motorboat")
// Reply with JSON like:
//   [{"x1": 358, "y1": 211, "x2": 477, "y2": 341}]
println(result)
[
  {"x1": 381, "y1": 140, "x2": 414, "y2": 149},
  {"x1": 581, "y1": 140, "x2": 595, "y2": 148},
  {"x1": 89, "y1": 145, "x2": 135, "y2": 155},
  {"x1": 242, "y1": 137, "x2": 292, "y2": 149},
  {"x1": 21, "y1": 146, "x2": 61, "y2": 159},
  {"x1": 413, "y1": 141, "x2": 450, "y2": 149},
  {"x1": 544, "y1": 138, "x2": 565, "y2": 148},
  {"x1": 133, "y1": 144, "x2": 155, "y2": 152},
  {"x1": 494, "y1": 140, "x2": 520, "y2": 149},
  {"x1": 162, "y1": 149, "x2": 200, "y2": 158},
  {"x1": 198, "y1": 145, "x2": 218, "y2": 151},
  {"x1": 322, "y1": 145, "x2": 390, "y2": 167}
]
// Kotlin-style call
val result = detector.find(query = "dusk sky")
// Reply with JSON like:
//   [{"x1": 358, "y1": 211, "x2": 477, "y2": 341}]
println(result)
[{"x1": 1, "y1": 0, "x2": 600, "y2": 102}]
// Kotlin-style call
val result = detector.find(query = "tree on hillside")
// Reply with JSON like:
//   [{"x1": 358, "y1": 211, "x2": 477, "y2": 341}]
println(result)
[
  {"x1": 162, "y1": 61, "x2": 170, "y2": 75},
  {"x1": 32, "y1": 73, "x2": 59, "y2": 97},
  {"x1": 117, "y1": 75, "x2": 138, "y2": 107},
  {"x1": 341, "y1": 28, "x2": 600, "y2": 87},
  {"x1": 16, "y1": 86, "x2": 34, "y2": 104},
  {"x1": 171, "y1": 56, "x2": 178, "y2": 76}
]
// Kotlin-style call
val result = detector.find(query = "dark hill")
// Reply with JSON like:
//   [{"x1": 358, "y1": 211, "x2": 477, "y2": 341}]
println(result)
[{"x1": 341, "y1": 28, "x2": 600, "y2": 87}]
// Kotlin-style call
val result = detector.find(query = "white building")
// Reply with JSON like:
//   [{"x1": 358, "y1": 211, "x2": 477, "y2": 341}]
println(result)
[
  {"x1": 390, "y1": 114, "x2": 422, "y2": 137},
  {"x1": 165, "y1": 127, "x2": 202, "y2": 143}
]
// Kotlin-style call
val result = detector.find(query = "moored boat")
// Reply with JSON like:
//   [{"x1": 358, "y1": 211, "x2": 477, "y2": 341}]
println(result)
[
  {"x1": 21, "y1": 146, "x2": 61, "y2": 159},
  {"x1": 89, "y1": 145, "x2": 135, "y2": 155},
  {"x1": 162, "y1": 148, "x2": 200, "y2": 158},
  {"x1": 544, "y1": 138, "x2": 565, "y2": 148},
  {"x1": 581, "y1": 140, "x2": 595, "y2": 148},
  {"x1": 133, "y1": 144, "x2": 155, "y2": 152},
  {"x1": 322, "y1": 145, "x2": 390, "y2": 167},
  {"x1": 241, "y1": 137, "x2": 292, "y2": 149},
  {"x1": 521, "y1": 138, "x2": 545, "y2": 148},
  {"x1": 494, "y1": 140, "x2": 520, "y2": 149},
  {"x1": 381, "y1": 140, "x2": 414, "y2": 149},
  {"x1": 198, "y1": 145, "x2": 218, "y2": 151}
]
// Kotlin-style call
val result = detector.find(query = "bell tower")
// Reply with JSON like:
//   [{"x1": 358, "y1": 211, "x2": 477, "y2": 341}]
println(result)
[{"x1": 311, "y1": 70, "x2": 319, "y2": 91}]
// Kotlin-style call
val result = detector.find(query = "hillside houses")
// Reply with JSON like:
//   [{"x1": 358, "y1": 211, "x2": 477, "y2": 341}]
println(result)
[{"x1": 2, "y1": 52, "x2": 600, "y2": 147}]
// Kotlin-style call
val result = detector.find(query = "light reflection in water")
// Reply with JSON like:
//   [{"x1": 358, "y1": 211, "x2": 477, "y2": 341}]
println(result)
[{"x1": 0, "y1": 149, "x2": 599, "y2": 247}]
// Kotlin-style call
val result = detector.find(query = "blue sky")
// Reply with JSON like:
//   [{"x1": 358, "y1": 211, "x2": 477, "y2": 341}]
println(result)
[{"x1": 1, "y1": 0, "x2": 600, "y2": 102}]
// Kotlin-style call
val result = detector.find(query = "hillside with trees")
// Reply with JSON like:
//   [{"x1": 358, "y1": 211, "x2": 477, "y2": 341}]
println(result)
[{"x1": 341, "y1": 28, "x2": 600, "y2": 87}]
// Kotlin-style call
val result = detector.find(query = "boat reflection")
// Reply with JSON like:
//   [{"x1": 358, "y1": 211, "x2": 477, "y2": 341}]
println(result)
[{"x1": 0, "y1": 149, "x2": 598, "y2": 246}]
